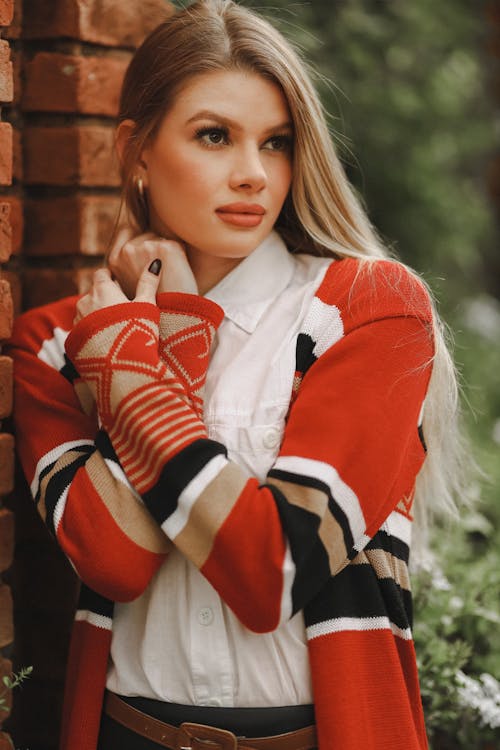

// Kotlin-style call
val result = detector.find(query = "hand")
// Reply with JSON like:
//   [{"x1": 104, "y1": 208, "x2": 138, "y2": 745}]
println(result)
[
  {"x1": 107, "y1": 227, "x2": 198, "y2": 299},
  {"x1": 74, "y1": 262, "x2": 162, "y2": 323}
]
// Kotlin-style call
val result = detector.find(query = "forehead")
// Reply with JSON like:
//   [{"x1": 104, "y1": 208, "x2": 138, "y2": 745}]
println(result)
[{"x1": 168, "y1": 69, "x2": 291, "y2": 127}]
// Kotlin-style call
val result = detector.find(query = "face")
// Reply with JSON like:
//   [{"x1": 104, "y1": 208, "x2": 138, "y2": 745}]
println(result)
[{"x1": 140, "y1": 70, "x2": 293, "y2": 269}]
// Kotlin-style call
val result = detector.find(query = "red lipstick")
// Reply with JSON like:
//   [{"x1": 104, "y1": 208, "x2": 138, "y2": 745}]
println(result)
[{"x1": 215, "y1": 203, "x2": 266, "y2": 228}]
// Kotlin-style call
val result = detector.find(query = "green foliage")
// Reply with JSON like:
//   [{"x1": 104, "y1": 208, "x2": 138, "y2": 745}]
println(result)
[{"x1": 0, "y1": 666, "x2": 33, "y2": 714}]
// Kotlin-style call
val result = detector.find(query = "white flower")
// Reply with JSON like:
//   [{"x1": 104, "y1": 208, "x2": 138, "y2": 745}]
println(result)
[{"x1": 456, "y1": 670, "x2": 500, "y2": 729}]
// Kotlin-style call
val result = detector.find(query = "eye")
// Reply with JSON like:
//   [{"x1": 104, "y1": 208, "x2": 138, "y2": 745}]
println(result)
[
  {"x1": 195, "y1": 126, "x2": 230, "y2": 147},
  {"x1": 263, "y1": 134, "x2": 293, "y2": 153}
]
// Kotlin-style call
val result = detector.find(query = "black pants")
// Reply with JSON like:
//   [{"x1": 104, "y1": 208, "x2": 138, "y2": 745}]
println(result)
[{"x1": 97, "y1": 694, "x2": 316, "y2": 750}]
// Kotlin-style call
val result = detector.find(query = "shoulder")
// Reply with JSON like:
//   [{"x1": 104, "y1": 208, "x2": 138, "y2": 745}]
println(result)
[
  {"x1": 9, "y1": 295, "x2": 80, "y2": 355},
  {"x1": 315, "y1": 256, "x2": 434, "y2": 332}
]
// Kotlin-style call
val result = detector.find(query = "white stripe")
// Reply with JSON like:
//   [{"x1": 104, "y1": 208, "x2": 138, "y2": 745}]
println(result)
[
  {"x1": 301, "y1": 298, "x2": 344, "y2": 358},
  {"x1": 162, "y1": 454, "x2": 229, "y2": 539},
  {"x1": 37, "y1": 326, "x2": 70, "y2": 371},
  {"x1": 306, "y1": 616, "x2": 412, "y2": 641},
  {"x1": 278, "y1": 541, "x2": 295, "y2": 625},
  {"x1": 272, "y1": 455, "x2": 366, "y2": 540},
  {"x1": 53, "y1": 485, "x2": 70, "y2": 533},
  {"x1": 75, "y1": 609, "x2": 113, "y2": 631},
  {"x1": 384, "y1": 510, "x2": 412, "y2": 547},
  {"x1": 31, "y1": 439, "x2": 94, "y2": 498},
  {"x1": 418, "y1": 399, "x2": 425, "y2": 427}
]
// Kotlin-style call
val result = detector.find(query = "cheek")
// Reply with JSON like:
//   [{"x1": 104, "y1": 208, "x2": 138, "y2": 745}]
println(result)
[{"x1": 150, "y1": 149, "x2": 219, "y2": 205}]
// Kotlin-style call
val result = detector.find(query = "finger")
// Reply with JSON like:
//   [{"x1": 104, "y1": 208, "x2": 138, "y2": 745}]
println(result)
[
  {"x1": 93, "y1": 267, "x2": 113, "y2": 284},
  {"x1": 134, "y1": 259, "x2": 162, "y2": 303},
  {"x1": 108, "y1": 229, "x2": 157, "y2": 266}
]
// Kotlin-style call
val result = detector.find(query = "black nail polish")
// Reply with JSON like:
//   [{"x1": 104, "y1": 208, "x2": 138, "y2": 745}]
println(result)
[{"x1": 148, "y1": 259, "x2": 162, "y2": 275}]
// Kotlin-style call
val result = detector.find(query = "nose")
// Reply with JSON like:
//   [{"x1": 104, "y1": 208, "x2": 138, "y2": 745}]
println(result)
[{"x1": 229, "y1": 144, "x2": 267, "y2": 192}]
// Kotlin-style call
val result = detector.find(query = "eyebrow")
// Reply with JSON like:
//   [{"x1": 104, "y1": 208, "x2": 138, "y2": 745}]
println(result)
[{"x1": 186, "y1": 110, "x2": 293, "y2": 135}]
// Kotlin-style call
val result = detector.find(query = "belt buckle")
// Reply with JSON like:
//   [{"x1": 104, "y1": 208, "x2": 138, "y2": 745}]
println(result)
[{"x1": 178, "y1": 722, "x2": 238, "y2": 750}]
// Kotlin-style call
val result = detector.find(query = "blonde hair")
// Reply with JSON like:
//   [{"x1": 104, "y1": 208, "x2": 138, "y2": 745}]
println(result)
[{"x1": 116, "y1": 0, "x2": 468, "y2": 547}]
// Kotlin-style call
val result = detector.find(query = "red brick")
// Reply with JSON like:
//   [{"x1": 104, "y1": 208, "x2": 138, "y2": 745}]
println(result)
[
  {"x1": 23, "y1": 267, "x2": 96, "y2": 309},
  {"x1": 0, "y1": 197, "x2": 22, "y2": 256},
  {"x1": 0, "y1": 202, "x2": 10, "y2": 263},
  {"x1": 2, "y1": 272, "x2": 20, "y2": 317},
  {"x1": 0, "y1": 357, "x2": 13, "y2": 419},
  {"x1": 0, "y1": 583, "x2": 13, "y2": 648},
  {"x1": 0, "y1": 41, "x2": 13, "y2": 103},
  {"x1": 0, "y1": 658, "x2": 12, "y2": 718},
  {"x1": 9, "y1": 46, "x2": 21, "y2": 106},
  {"x1": 24, "y1": 126, "x2": 120, "y2": 186},
  {"x1": 2, "y1": 0, "x2": 20, "y2": 39},
  {"x1": 0, "y1": 0, "x2": 13, "y2": 27},
  {"x1": 0, "y1": 434, "x2": 14, "y2": 495},
  {"x1": 0, "y1": 123, "x2": 12, "y2": 186},
  {"x1": 0, "y1": 280, "x2": 12, "y2": 340},
  {"x1": 23, "y1": 0, "x2": 173, "y2": 47},
  {"x1": 25, "y1": 194, "x2": 120, "y2": 256},
  {"x1": 23, "y1": 51, "x2": 129, "y2": 116},
  {"x1": 0, "y1": 509, "x2": 13, "y2": 573}
]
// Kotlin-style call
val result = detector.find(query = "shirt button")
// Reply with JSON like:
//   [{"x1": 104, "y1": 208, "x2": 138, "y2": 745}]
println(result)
[
  {"x1": 206, "y1": 698, "x2": 222, "y2": 707},
  {"x1": 198, "y1": 607, "x2": 214, "y2": 626},
  {"x1": 263, "y1": 427, "x2": 281, "y2": 449}
]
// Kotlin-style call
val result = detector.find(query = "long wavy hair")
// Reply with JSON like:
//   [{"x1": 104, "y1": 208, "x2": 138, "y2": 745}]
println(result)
[{"x1": 115, "y1": 0, "x2": 468, "y2": 550}]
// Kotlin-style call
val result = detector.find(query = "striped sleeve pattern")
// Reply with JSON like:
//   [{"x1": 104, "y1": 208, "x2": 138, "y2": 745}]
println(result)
[
  {"x1": 66, "y1": 260, "x2": 434, "y2": 639},
  {"x1": 7, "y1": 297, "x2": 171, "y2": 602}
]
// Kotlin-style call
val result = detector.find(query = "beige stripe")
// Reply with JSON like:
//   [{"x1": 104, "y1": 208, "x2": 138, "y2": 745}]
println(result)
[
  {"x1": 112, "y1": 391, "x2": 186, "y2": 454},
  {"x1": 352, "y1": 548, "x2": 410, "y2": 591},
  {"x1": 267, "y1": 477, "x2": 328, "y2": 517},
  {"x1": 37, "y1": 448, "x2": 90, "y2": 522},
  {"x1": 86, "y1": 453, "x2": 170, "y2": 554},
  {"x1": 117, "y1": 411, "x2": 203, "y2": 480},
  {"x1": 129, "y1": 423, "x2": 207, "y2": 492},
  {"x1": 263, "y1": 477, "x2": 349, "y2": 576},
  {"x1": 318, "y1": 509, "x2": 350, "y2": 575},
  {"x1": 174, "y1": 463, "x2": 247, "y2": 568}
]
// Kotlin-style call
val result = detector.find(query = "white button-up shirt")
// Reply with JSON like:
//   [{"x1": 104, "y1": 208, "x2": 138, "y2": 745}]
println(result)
[{"x1": 107, "y1": 232, "x2": 333, "y2": 707}]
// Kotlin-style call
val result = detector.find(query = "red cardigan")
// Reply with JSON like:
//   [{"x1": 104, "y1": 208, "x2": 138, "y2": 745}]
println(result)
[{"x1": 9, "y1": 256, "x2": 432, "y2": 750}]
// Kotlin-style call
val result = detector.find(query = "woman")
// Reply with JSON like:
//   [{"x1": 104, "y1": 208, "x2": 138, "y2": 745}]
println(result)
[{"x1": 9, "y1": 1, "x2": 463, "y2": 749}]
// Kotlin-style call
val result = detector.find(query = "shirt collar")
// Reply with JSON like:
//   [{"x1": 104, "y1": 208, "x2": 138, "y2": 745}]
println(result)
[{"x1": 205, "y1": 231, "x2": 295, "y2": 333}]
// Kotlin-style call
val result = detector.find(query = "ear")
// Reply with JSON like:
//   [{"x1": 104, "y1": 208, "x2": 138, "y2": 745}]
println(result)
[{"x1": 114, "y1": 119, "x2": 139, "y2": 167}]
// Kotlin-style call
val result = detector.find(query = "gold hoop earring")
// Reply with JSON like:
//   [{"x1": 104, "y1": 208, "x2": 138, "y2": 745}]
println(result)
[{"x1": 135, "y1": 175, "x2": 145, "y2": 198}]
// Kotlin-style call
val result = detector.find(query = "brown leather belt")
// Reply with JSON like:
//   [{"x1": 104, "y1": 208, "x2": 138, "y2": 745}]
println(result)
[{"x1": 104, "y1": 692, "x2": 317, "y2": 750}]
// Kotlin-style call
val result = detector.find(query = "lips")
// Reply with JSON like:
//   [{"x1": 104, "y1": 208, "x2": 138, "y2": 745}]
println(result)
[{"x1": 215, "y1": 203, "x2": 266, "y2": 228}]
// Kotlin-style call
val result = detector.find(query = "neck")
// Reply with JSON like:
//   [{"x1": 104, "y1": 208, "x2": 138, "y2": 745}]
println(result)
[{"x1": 186, "y1": 246, "x2": 244, "y2": 296}]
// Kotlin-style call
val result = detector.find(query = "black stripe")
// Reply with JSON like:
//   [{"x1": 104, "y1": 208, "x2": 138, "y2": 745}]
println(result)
[
  {"x1": 418, "y1": 424, "x2": 427, "y2": 452},
  {"x1": 60, "y1": 354, "x2": 80, "y2": 384},
  {"x1": 34, "y1": 444, "x2": 93, "y2": 504},
  {"x1": 142, "y1": 439, "x2": 227, "y2": 526},
  {"x1": 264, "y1": 482, "x2": 331, "y2": 616},
  {"x1": 95, "y1": 429, "x2": 120, "y2": 462},
  {"x1": 366, "y1": 529, "x2": 409, "y2": 564},
  {"x1": 267, "y1": 468, "x2": 355, "y2": 558},
  {"x1": 304, "y1": 564, "x2": 411, "y2": 632},
  {"x1": 44, "y1": 449, "x2": 95, "y2": 535},
  {"x1": 78, "y1": 583, "x2": 114, "y2": 619},
  {"x1": 295, "y1": 333, "x2": 317, "y2": 374}
]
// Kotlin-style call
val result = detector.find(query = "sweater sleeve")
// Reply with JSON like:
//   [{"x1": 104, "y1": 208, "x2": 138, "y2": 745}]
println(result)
[
  {"x1": 7, "y1": 301, "x2": 173, "y2": 602},
  {"x1": 65, "y1": 262, "x2": 434, "y2": 633}
]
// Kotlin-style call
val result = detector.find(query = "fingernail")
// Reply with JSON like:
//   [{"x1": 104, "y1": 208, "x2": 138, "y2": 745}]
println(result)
[{"x1": 148, "y1": 259, "x2": 162, "y2": 275}]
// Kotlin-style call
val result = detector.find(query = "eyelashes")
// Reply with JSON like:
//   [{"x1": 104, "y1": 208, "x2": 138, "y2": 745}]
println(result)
[{"x1": 194, "y1": 125, "x2": 293, "y2": 152}]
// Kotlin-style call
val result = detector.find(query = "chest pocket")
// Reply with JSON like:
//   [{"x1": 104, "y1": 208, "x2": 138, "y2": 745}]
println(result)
[{"x1": 206, "y1": 421, "x2": 286, "y2": 482}]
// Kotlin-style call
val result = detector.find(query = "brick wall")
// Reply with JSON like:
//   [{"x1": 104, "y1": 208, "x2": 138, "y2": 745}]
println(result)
[
  {"x1": 0, "y1": 1, "x2": 172, "y2": 748},
  {"x1": 0, "y1": 0, "x2": 15, "y2": 748}
]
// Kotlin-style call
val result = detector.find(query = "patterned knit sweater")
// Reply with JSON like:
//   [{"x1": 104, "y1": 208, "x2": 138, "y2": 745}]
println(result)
[{"x1": 9, "y1": 256, "x2": 433, "y2": 750}]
